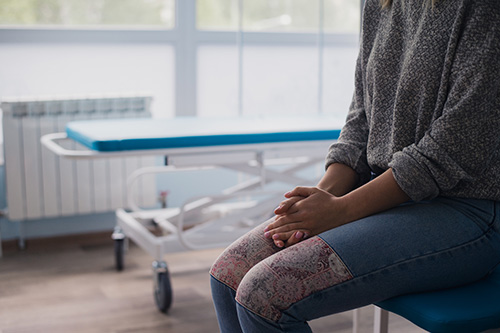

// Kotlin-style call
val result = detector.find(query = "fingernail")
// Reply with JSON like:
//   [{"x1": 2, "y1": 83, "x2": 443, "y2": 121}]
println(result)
[
  {"x1": 272, "y1": 234, "x2": 279, "y2": 240},
  {"x1": 303, "y1": 233, "x2": 309, "y2": 239},
  {"x1": 264, "y1": 226, "x2": 269, "y2": 232},
  {"x1": 264, "y1": 231, "x2": 270, "y2": 238},
  {"x1": 276, "y1": 242, "x2": 284, "y2": 248},
  {"x1": 284, "y1": 192, "x2": 291, "y2": 197},
  {"x1": 295, "y1": 231, "x2": 304, "y2": 239}
]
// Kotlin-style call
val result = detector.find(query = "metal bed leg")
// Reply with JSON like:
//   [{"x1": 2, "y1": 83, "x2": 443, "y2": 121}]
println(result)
[
  {"x1": 112, "y1": 226, "x2": 126, "y2": 271},
  {"x1": 18, "y1": 221, "x2": 26, "y2": 250}
]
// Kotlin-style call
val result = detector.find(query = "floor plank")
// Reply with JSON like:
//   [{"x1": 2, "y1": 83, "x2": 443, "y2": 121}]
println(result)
[{"x1": 0, "y1": 233, "x2": 424, "y2": 333}]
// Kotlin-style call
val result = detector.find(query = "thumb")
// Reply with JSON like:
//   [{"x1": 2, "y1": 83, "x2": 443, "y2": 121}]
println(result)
[{"x1": 285, "y1": 186, "x2": 316, "y2": 198}]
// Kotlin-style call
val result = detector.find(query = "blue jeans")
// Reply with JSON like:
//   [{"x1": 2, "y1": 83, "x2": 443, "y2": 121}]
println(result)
[{"x1": 210, "y1": 197, "x2": 500, "y2": 333}]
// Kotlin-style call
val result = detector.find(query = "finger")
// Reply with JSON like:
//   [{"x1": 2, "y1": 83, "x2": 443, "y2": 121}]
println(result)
[
  {"x1": 271, "y1": 230, "x2": 296, "y2": 242},
  {"x1": 273, "y1": 230, "x2": 301, "y2": 248},
  {"x1": 264, "y1": 220, "x2": 293, "y2": 238},
  {"x1": 264, "y1": 216, "x2": 301, "y2": 237},
  {"x1": 283, "y1": 230, "x2": 311, "y2": 247},
  {"x1": 274, "y1": 196, "x2": 303, "y2": 215},
  {"x1": 274, "y1": 239, "x2": 285, "y2": 248},
  {"x1": 268, "y1": 221, "x2": 306, "y2": 240},
  {"x1": 264, "y1": 213, "x2": 293, "y2": 233},
  {"x1": 285, "y1": 186, "x2": 316, "y2": 199}
]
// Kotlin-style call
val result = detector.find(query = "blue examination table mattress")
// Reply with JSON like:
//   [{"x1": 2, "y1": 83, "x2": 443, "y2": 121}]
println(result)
[{"x1": 65, "y1": 115, "x2": 342, "y2": 152}]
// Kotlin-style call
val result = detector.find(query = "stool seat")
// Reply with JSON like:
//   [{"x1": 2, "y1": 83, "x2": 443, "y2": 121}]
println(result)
[{"x1": 375, "y1": 265, "x2": 500, "y2": 333}]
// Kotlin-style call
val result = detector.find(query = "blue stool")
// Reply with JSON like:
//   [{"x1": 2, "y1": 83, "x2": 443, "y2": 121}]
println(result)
[{"x1": 373, "y1": 265, "x2": 500, "y2": 333}]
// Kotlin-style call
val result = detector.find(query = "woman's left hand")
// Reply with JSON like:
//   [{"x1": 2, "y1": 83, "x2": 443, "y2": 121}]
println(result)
[{"x1": 264, "y1": 186, "x2": 348, "y2": 247}]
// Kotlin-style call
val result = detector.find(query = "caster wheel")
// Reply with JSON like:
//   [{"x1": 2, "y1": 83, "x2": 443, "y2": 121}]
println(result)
[
  {"x1": 153, "y1": 263, "x2": 173, "y2": 313},
  {"x1": 114, "y1": 238, "x2": 125, "y2": 271}
]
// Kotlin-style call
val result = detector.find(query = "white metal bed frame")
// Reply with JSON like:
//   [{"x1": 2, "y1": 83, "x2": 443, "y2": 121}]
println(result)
[{"x1": 42, "y1": 131, "x2": 336, "y2": 312}]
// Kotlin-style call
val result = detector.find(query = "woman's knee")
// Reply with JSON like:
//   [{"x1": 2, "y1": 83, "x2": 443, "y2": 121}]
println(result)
[
  {"x1": 210, "y1": 220, "x2": 280, "y2": 291},
  {"x1": 235, "y1": 236, "x2": 353, "y2": 322}
]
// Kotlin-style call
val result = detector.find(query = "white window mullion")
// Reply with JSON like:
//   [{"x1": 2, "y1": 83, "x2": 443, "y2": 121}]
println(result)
[
  {"x1": 197, "y1": 31, "x2": 357, "y2": 47},
  {"x1": 175, "y1": 0, "x2": 198, "y2": 116},
  {"x1": 318, "y1": 0, "x2": 325, "y2": 114},
  {"x1": 237, "y1": 0, "x2": 244, "y2": 116}
]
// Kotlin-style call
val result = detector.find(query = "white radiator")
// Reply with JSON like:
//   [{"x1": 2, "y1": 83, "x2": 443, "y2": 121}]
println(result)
[{"x1": 1, "y1": 94, "x2": 157, "y2": 221}]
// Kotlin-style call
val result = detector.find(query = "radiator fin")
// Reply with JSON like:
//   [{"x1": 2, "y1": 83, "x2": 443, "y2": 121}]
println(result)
[{"x1": 1, "y1": 94, "x2": 157, "y2": 221}]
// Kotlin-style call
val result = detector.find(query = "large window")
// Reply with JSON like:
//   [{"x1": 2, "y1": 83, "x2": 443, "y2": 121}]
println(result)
[
  {"x1": 0, "y1": 0, "x2": 361, "y2": 119},
  {"x1": 196, "y1": 0, "x2": 360, "y2": 117}
]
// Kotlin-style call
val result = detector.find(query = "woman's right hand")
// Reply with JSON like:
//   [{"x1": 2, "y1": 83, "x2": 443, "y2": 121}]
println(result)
[
  {"x1": 266, "y1": 187, "x2": 346, "y2": 248},
  {"x1": 270, "y1": 195, "x2": 307, "y2": 248},
  {"x1": 267, "y1": 163, "x2": 360, "y2": 248}
]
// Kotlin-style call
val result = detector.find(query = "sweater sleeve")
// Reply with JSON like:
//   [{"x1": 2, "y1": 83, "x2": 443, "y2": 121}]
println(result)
[
  {"x1": 389, "y1": 1, "x2": 500, "y2": 201},
  {"x1": 325, "y1": 53, "x2": 372, "y2": 185},
  {"x1": 325, "y1": 0, "x2": 378, "y2": 185}
]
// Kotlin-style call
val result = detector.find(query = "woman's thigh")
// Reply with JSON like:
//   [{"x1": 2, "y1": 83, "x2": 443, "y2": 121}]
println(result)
[
  {"x1": 322, "y1": 197, "x2": 500, "y2": 290},
  {"x1": 235, "y1": 197, "x2": 500, "y2": 325},
  {"x1": 210, "y1": 219, "x2": 281, "y2": 291}
]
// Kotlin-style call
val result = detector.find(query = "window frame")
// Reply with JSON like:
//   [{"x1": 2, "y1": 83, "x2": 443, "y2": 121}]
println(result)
[{"x1": 0, "y1": 0, "x2": 363, "y2": 116}]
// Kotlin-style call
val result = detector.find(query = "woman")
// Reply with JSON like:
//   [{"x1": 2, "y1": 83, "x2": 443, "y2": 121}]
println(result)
[{"x1": 210, "y1": 0, "x2": 500, "y2": 331}]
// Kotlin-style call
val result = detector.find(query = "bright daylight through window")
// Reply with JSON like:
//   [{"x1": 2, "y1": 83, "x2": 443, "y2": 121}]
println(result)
[
  {"x1": 0, "y1": 0, "x2": 175, "y2": 28},
  {"x1": 0, "y1": 0, "x2": 361, "y2": 119},
  {"x1": 198, "y1": 0, "x2": 359, "y2": 33}
]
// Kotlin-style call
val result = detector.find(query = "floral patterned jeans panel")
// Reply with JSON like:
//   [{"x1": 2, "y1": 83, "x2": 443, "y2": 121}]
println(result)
[
  {"x1": 210, "y1": 220, "x2": 353, "y2": 322},
  {"x1": 210, "y1": 221, "x2": 279, "y2": 291}
]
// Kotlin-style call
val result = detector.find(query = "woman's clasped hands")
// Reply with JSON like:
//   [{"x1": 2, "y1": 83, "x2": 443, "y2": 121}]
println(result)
[{"x1": 264, "y1": 186, "x2": 349, "y2": 248}]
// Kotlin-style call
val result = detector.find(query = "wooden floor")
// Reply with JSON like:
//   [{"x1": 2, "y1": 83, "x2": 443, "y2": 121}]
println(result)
[{"x1": 0, "y1": 232, "x2": 425, "y2": 333}]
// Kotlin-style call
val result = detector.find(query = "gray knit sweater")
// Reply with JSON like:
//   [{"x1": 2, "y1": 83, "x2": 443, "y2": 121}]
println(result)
[{"x1": 326, "y1": 0, "x2": 500, "y2": 201}]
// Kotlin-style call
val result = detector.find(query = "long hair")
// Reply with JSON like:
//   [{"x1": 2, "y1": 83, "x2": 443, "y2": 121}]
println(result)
[{"x1": 381, "y1": 0, "x2": 438, "y2": 8}]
